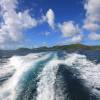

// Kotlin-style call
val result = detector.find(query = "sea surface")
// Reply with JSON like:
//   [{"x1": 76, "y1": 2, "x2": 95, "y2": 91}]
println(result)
[{"x1": 0, "y1": 51, "x2": 100, "y2": 100}]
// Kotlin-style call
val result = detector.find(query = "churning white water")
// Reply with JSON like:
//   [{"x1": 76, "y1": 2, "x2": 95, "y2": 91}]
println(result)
[
  {"x1": 0, "y1": 52, "x2": 100, "y2": 100},
  {"x1": 36, "y1": 54, "x2": 62, "y2": 100},
  {"x1": 62, "y1": 53, "x2": 100, "y2": 99},
  {"x1": 0, "y1": 53, "x2": 51, "y2": 100}
]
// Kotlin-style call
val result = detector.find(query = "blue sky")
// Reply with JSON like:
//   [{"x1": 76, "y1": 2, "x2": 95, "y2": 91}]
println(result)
[{"x1": 0, "y1": 0, "x2": 100, "y2": 49}]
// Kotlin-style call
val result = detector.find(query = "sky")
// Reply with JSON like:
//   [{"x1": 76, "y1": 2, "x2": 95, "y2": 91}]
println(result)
[{"x1": 0, "y1": 0, "x2": 100, "y2": 49}]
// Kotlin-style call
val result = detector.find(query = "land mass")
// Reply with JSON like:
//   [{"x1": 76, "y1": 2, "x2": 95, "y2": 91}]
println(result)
[
  {"x1": 0, "y1": 44, "x2": 100, "y2": 59},
  {"x1": 17, "y1": 44, "x2": 100, "y2": 52}
]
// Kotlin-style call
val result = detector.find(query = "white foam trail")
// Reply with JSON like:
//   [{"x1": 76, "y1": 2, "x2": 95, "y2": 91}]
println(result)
[
  {"x1": 0, "y1": 53, "x2": 44, "y2": 79},
  {"x1": 36, "y1": 52, "x2": 100, "y2": 99},
  {"x1": 0, "y1": 52, "x2": 51, "y2": 100},
  {"x1": 0, "y1": 52, "x2": 100, "y2": 100},
  {"x1": 64, "y1": 53, "x2": 100, "y2": 97},
  {"x1": 36, "y1": 54, "x2": 63, "y2": 100}
]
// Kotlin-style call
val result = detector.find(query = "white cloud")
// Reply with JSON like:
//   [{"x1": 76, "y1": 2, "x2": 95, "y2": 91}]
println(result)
[
  {"x1": 46, "y1": 9, "x2": 55, "y2": 29},
  {"x1": 0, "y1": 0, "x2": 38, "y2": 49},
  {"x1": 88, "y1": 33, "x2": 100, "y2": 40},
  {"x1": 59, "y1": 21, "x2": 80, "y2": 37},
  {"x1": 70, "y1": 34, "x2": 83, "y2": 43},
  {"x1": 83, "y1": 0, "x2": 100, "y2": 39},
  {"x1": 83, "y1": 22, "x2": 100, "y2": 31},
  {"x1": 62, "y1": 34, "x2": 83, "y2": 45}
]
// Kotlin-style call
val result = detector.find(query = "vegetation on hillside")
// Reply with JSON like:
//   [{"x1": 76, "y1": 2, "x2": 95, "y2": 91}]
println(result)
[{"x1": 17, "y1": 44, "x2": 100, "y2": 51}]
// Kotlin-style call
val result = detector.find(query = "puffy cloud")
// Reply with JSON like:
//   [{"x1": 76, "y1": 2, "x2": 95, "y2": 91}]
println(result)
[
  {"x1": 70, "y1": 34, "x2": 83, "y2": 43},
  {"x1": 62, "y1": 34, "x2": 83, "y2": 44},
  {"x1": 46, "y1": 9, "x2": 55, "y2": 29},
  {"x1": 88, "y1": 33, "x2": 100, "y2": 40},
  {"x1": 83, "y1": 22, "x2": 100, "y2": 31},
  {"x1": 59, "y1": 21, "x2": 80, "y2": 37},
  {"x1": 83, "y1": 0, "x2": 100, "y2": 40},
  {"x1": 0, "y1": 0, "x2": 38, "y2": 49}
]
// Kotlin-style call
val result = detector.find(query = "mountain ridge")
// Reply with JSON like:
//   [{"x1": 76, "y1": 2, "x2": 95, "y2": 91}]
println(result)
[{"x1": 16, "y1": 44, "x2": 100, "y2": 51}]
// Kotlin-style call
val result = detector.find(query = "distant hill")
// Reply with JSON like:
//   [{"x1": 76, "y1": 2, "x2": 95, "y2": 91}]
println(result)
[
  {"x1": 0, "y1": 44, "x2": 100, "y2": 58},
  {"x1": 50, "y1": 44, "x2": 100, "y2": 51},
  {"x1": 17, "y1": 44, "x2": 100, "y2": 52}
]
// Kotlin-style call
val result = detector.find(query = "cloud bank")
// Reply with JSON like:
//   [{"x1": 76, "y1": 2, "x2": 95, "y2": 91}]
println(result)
[
  {"x1": 88, "y1": 33, "x2": 100, "y2": 40},
  {"x1": 0, "y1": 0, "x2": 100, "y2": 49},
  {"x1": 0, "y1": 0, "x2": 38, "y2": 49},
  {"x1": 83, "y1": 0, "x2": 100, "y2": 40}
]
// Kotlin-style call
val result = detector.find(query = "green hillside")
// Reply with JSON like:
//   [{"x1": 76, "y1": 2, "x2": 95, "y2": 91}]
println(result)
[{"x1": 17, "y1": 44, "x2": 100, "y2": 52}]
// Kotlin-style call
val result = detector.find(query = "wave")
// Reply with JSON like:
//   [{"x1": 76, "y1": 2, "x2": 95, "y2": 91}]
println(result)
[
  {"x1": 64, "y1": 53, "x2": 100, "y2": 99},
  {"x1": 0, "y1": 52, "x2": 100, "y2": 100},
  {"x1": 0, "y1": 52, "x2": 52, "y2": 100},
  {"x1": 36, "y1": 53, "x2": 61, "y2": 100}
]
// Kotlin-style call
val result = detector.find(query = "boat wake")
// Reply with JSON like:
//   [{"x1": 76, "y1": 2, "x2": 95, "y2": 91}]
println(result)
[{"x1": 0, "y1": 52, "x2": 100, "y2": 100}]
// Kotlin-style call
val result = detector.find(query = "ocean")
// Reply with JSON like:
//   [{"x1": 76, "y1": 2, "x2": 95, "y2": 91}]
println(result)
[{"x1": 0, "y1": 51, "x2": 100, "y2": 100}]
